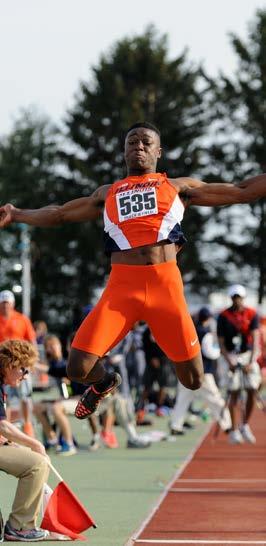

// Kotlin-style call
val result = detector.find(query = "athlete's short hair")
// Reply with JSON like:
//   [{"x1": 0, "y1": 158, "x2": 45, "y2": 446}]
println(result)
[{"x1": 126, "y1": 122, "x2": 161, "y2": 138}]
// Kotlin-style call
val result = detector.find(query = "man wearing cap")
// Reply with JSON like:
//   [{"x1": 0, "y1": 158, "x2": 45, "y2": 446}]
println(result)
[
  {"x1": 0, "y1": 291, "x2": 36, "y2": 343},
  {"x1": 217, "y1": 285, "x2": 261, "y2": 444},
  {"x1": 170, "y1": 307, "x2": 231, "y2": 435},
  {"x1": 0, "y1": 290, "x2": 36, "y2": 437}
]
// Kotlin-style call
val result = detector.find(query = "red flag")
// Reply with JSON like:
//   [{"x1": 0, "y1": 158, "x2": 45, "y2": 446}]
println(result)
[{"x1": 41, "y1": 481, "x2": 97, "y2": 540}]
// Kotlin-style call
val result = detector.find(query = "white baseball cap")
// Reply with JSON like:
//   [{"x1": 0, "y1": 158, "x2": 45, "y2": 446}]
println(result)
[
  {"x1": 228, "y1": 284, "x2": 246, "y2": 298},
  {"x1": 0, "y1": 290, "x2": 15, "y2": 304}
]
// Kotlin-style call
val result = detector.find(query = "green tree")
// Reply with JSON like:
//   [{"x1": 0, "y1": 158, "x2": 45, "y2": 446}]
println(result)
[
  {"x1": 207, "y1": 10, "x2": 266, "y2": 302},
  {"x1": 0, "y1": 110, "x2": 102, "y2": 328},
  {"x1": 63, "y1": 25, "x2": 216, "y2": 295}
]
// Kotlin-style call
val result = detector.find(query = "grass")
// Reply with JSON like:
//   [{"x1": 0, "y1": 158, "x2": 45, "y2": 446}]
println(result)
[{"x1": 1, "y1": 398, "x2": 209, "y2": 545}]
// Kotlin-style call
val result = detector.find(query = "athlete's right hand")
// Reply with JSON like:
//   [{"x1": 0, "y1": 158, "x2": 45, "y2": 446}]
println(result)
[{"x1": 0, "y1": 204, "x2": 15, "y2": 227}]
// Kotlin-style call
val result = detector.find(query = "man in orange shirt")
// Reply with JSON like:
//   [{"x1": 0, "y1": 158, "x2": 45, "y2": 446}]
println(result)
[{"x1": 0, "y1": 290, "x2": 36, "y2": 436}]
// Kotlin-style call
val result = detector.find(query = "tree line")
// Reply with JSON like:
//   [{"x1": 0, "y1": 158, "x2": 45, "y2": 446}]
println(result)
[{"x1": 0, "y1": 10, "x2": 265, "y2": 330}]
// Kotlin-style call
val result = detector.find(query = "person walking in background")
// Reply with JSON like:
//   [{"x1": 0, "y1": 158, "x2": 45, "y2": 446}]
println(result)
[
  {"x1": 0, "y1": 290, "x2": 36, "y2": 437},
  {"x1": 217, "y1": 285, "x2": 261, "y2": 444},
  {"x1": 0, "y1": 340, "x2": 49, "y2": 542},
  {"x1": 170, "y1": 307, "x2": 231, "y2": 435}
]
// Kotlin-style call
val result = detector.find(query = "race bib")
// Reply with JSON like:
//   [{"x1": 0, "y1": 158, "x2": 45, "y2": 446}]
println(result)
[{"x1": 116, "y1": 188, "x2": 158, "y2": 222}]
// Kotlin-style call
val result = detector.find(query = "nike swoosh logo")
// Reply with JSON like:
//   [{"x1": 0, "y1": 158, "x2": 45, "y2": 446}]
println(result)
[{"x1": 191, "y1": 339, "x2": 198, "y2": 346}]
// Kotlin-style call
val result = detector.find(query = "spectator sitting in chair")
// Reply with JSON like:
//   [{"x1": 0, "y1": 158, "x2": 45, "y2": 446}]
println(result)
[
  {"x1": 35, "y1": 333, "x2": 119, "y2": 452},
  {"x1": 33, "y1": 334, "x2": 77, "y2": 455}
]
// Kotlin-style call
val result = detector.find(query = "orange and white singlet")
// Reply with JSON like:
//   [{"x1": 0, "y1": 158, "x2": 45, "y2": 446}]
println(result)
[{"x1": 103, "y1": 172, "x2": 186, "y2": 254}]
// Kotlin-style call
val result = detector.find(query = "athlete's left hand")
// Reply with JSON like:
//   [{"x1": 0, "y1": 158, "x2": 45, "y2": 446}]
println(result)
[{"x1": 0, "y1": 203, "x2": 15, "y2": 228}]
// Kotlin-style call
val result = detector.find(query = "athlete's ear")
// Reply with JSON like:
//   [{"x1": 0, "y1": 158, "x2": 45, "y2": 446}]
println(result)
[{"x1": 157, "y1": 147, "x2": 162, "y2": 159}]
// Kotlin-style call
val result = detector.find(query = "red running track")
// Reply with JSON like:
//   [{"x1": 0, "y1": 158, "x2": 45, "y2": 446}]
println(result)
[{"x1": 128, "y1": 408, "x2": 266, "y2": 546}]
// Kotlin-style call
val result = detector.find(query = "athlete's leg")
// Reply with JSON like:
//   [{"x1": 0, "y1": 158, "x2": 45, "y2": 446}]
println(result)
[
  {"x1": 68, "y1": 266, "x2": 145, "y2": 384},
  {"x1": 67, "y1": 350, "x2": 105, "y2": 383},
  {"x1": 68, "y1": 265, "x2": 146, "y2": 418},
  {"x1": 143, "y1": 263, "x2": 204, "y2": 390},
  {"x1": 69, "y1": 351, "x2": 123, "y2": 419},
  {"x1": 172, "y1": 353, "x2": 204, "y2": 390}
]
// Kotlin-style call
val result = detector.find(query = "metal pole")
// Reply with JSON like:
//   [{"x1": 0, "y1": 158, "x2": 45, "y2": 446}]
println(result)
[{"x1": 19, "y1": 224, "x2": 31, "y2": 317}]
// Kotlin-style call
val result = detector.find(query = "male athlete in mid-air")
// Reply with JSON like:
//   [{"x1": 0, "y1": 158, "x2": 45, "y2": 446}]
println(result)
[{"x1": 0, "y1": 122, "x2": 265, "y2": 419}]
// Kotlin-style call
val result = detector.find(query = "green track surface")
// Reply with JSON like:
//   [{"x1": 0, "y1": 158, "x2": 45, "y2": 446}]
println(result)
[{"x1": 1, "y1": 402, "x2": 209, "y2": 546}]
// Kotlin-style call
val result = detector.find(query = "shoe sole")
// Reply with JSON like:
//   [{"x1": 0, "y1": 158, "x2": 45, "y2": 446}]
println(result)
[{"x1": 4, "y1": 533, "x2": 47, "y2": 542}]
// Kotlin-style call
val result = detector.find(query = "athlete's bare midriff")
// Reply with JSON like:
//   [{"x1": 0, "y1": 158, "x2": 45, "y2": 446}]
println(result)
[{"x1": 111, "y1": 241, "x2": 180, "y2": 265}]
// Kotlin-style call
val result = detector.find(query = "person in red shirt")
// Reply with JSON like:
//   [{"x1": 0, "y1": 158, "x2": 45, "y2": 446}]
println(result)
[
  {"x1": 217, "y1": 284, "x2": 261, "y2": 445},
  {"x1": 0, "y1": 290, "x2": 36, "y2": 436}
]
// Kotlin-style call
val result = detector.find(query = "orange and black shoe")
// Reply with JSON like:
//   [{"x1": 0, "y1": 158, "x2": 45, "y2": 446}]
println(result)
[{"x1": 74, "y1": 373, "x2": 122, "y2": 419}]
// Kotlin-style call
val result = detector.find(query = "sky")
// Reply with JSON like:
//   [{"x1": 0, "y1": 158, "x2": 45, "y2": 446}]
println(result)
[{"x1": 1, "y1": 0, "x2": 265, "y2": 135}]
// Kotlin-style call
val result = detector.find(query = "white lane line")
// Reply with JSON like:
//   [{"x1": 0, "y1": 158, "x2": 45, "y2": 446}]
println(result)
[
  {"x1": 124, "y1": 423, "x2": 213, "y2": 546},
  {"x1": 169, "y1": 488, "x2": 266, "y2": 493},
  {"x1": 134, "y1": 538, "x2": 266, "y2": 544},
  {"x1": 175, "y1": 479, "x2": 266, "y2": 483}
]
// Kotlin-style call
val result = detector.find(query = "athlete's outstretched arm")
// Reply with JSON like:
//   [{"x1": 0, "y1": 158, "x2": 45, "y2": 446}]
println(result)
[
  {"x1": 178, "y1": 174, "x2": 266, "y2": 206},
  {"x1": 0, "y1": 186, "x2": 109, "y2": 228}
]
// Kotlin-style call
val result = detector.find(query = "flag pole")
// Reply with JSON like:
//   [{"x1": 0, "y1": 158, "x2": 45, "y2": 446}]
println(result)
[{"x1": 48, "y1": 461, "x2": 64, "y2": 482}]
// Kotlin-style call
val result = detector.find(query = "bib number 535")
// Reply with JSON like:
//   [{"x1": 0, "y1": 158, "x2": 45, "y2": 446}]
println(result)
[{"x1": 116, "y1": 189, "x2": 158, "y2": 221}]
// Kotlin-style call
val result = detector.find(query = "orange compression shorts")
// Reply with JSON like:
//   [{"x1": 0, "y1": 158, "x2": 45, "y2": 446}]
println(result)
[{"x1": 71, "y1": 261, "x2": 200, "y2": 362}]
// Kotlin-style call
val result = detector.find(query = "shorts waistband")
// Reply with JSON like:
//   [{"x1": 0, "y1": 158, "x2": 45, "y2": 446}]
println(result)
[
  {"x1": 109, "y1": 260, "x2": 179, "y2": 280},
  {"x1": 111, "y1": 260, "x2": 177, "y2": 271}
]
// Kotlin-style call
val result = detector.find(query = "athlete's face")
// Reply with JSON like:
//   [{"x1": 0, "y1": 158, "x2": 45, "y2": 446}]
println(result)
[{"x1": 124, "y1": 128, "x2": 162, "y2": 174}]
